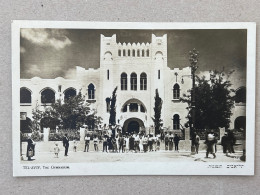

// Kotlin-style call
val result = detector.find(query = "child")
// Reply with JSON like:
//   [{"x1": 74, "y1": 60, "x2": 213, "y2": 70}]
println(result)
[
  {"x1": 54, "y1": 143, "x2": 60, "y2": 158},
  {"x1": 93, "y1": 136, "x2": 99, "y2": 152},
  {"x1": 73, "y1": 140, "x2": 78, "y2": 152}
]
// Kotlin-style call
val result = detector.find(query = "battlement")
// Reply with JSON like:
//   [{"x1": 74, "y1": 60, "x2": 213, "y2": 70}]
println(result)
[{"x1": 117, "y1": 42, "x2": 151, "y2": 57}]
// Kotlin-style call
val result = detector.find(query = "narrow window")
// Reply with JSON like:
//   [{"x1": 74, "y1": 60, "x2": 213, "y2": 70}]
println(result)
[
  {"x1": 128, "y1": 49, "x2": 131, "y2": 56},
  {"x1": 140, "y1": 73, "x2": 147, "y2": 90},
  {"x1": 137, "y1": 50, "x2": 140, "y2": 57},
  {"x1": 173, "y1": 84, "x2": 180, "y2": 99},
  {"x1": 123, "y1": 49, "x2": 126, "y2": 56},
  {"x1": 132, "y1": 50, "x2": 135, "y2": 57},
  {"x1": 131, "y1": 73, "x2": 137, "y2": 90},
  {"x1": 118, "y1": 49, "x2": 121, "y2": 56},
  {"x1": 158, "y1": 70, "x2": 160, "y2": 79},
  {"x1": 142, "y1": 50, "x2": 145, "y2": 57},
  {"x1": 173, "y1": 114, "x2": 180, "y2": 130},
  {"x1": 88, "y1": 84, "x2": 95, "y2": 99},
  {"x1": 121, "y1": 73, "x2": 127, "y2": 90},
  {"x1": 107, "y1": 69, "x2": 109, "y2": 80},
  {"x1": 146, "y1": 49, "x2": 149, "y2": 57}
]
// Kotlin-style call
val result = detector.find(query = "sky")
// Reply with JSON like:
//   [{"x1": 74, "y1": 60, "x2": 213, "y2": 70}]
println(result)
[{"x1": 20, "y1": 28, "x2": 247, "y2": 87}]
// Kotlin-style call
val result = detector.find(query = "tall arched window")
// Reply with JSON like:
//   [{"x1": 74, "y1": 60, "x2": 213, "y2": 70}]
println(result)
[
  {"x1": 131, "y1": 73, "x2": 137, "y2": 90},
  {"x1": 20, "y1": 87, "x2": 32, "y2": 103},
  {"x1": 64, "y1": 88, "x2": 76, "y2": 101},
  {"x1": 137, "y1": 50, "x2": 140, "y2": 57},
  {"x1": 173, "y1": 84, "x2": 180, "y2": 99},
  {"x1": 142, "y1": 49, "x2": 145, "y2": 57},
  {"x1": 128, "y1": 49, "x2": 131, "y2": 56},
  {"x1": 118, "y1": 49, "x2": 121, "y2": 56},
  {"x1": 235, "y1": 87, "x2": 246, "y2": 103},
  {"x1": 123, "y1": 49, "x2": 126, "y2": 56},
  {"x1": 132, "y1": 50, "x2": 135, "y2": 57},
  {"x1": 173, "y1": 114, "x2": 180, "y2": 130},
  {"x1": 88, "y1": 84, "x2": 95, "y2": 99},
  {"x1": 121, "y1": 73, "x2": 127, "y2": 90},
  {"x1": 146, "y1": 49, "x2": 149, "y2": 57},
  {"x1": 140, "y1": 73, "x2": 147, "y2": 90},
  {"x1": 41, "y1": 88, "x2": 55, "y2": 104}
]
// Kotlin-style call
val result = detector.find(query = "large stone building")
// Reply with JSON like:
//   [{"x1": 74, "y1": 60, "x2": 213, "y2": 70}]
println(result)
[{"x1": 20, "y1": 34, "x2": 246, "y2": 134}]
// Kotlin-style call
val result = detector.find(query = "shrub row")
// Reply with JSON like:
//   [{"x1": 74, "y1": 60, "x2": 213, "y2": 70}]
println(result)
[{"x1": 49, "y1": 129, "x2": 80, "y2": 141}]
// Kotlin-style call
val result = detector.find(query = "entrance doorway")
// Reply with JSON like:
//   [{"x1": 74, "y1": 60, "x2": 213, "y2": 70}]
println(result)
[
  {"x1": 128, "y1": 121, "x2": 140, "y2": 134},
  {"x1": 122, "y1": 117, "x2": 144, "y2": 135}
]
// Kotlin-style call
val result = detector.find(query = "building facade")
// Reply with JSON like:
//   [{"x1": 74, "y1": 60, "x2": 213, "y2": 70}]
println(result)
[{"x1": 20, "y1": 34, "x2": 246, "y2": 134}]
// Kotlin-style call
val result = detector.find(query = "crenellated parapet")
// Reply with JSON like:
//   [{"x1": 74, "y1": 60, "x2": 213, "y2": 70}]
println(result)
[{"x1": 117, "y1": 42, "x2": 151, "y2": 57}]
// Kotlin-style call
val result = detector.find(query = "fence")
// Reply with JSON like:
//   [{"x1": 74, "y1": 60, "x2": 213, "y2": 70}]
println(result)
[
  {"x1": 194, "y1": 129, "x2": 221, "y2": 140},
  {"x1": 230, "y1": 129, "x2": 245, "y2": 140}
]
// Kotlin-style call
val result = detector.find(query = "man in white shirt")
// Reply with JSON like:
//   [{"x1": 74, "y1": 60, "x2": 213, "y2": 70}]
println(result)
[{"x1": 84, "y1": 135, "x2": 91, "y2": 152}]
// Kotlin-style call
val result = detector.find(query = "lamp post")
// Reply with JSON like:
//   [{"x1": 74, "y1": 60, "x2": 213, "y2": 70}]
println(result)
[{"x1": 181, "y1": 48, "x2": 199, "y2": 137}]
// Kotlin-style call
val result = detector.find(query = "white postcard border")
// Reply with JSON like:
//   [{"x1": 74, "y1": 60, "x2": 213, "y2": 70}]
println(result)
[{"x1": 12, "y1": 21, "x2": 256, "y2": 176}]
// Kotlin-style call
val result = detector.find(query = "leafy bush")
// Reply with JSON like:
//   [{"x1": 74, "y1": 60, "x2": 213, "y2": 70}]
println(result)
[
  {"x1": 21, "y1": 132, "x2": 29, "y2": 142},
  {"x1": 21, "y1": 131, "x2": 43, "y2": 142},
  {"x1": 31, "y1": 131, "x2": 43, "y2": 141},
  {"x1": 49, "y1": 129, "x2": 80, "y2": 141}
]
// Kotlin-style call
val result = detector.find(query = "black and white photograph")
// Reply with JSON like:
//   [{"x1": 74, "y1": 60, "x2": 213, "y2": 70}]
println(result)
[{"x1": 12, "y1": 21, "x2": 256, "y2": 176}]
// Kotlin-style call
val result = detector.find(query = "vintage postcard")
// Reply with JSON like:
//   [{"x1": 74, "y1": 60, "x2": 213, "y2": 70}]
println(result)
[{"x1": 12, "y1": 21, "x2": 256, "y2": 176}]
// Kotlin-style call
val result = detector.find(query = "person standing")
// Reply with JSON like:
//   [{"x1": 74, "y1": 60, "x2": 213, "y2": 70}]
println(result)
[
  {"x1": 228, "y1": 130, "x2": 236, "y2": 153},
  {"x1": 194, "y1": 133, "x2": 200, "y2": 154},
  {"x1": 112, "y1": 137, "x2": 117, "y2": 153},
  {"x1": 153, "y1": 134, "x2": 157, "y2": 151},
  {"x1": 102, "y1": 135, "x2": 108, "y2": 153},
  {"x1": 221, "y1": 132, "x2": 228, "y2": 154},
  {"x1": 139, "y1": 134, "x2": 144, "y2": 152},
  {"x1": 142, "y1": 136, "x2": 148, "y2": 152},
  {"x1": 125, "y1": 135, "x2": 129, "y2": 153},
  {"x1": 134, "y1": 134, "x2": 140, "y2": 153},
  {"x1": 84, "y1": 134, "x2": 91, "y2": 152},
  {"x1": 164, "y1": 132, "x2": 169, "y2": 151},
  {"x1": 119, "y1": 135, "x2": 124, "y2": 153},
  {"x1": 148, "y1": 134, "x2": 153, "y2": 152},
  {"x1": 129, "y1": 135, "x2": 135, "y2": 152},
  {"x1": 26, "y1": 136, "x2": 35, "y2": 161},
  {"x1": 173, "y1": 134, "x2": 180, "y2": 152},
  {"x1": 73, "y1": 140, "x2": 78, "y2": 152},
  {"x1": 169, "y1": 133, "x2": 174, "y2": 151},
  {"x1": 107, "y1": 136, "x2": 113, "y2": 152},
  {"x1": 93, "y1": 136, "x2": 99, "y2": 152},
  {"x1": 156, "y1": 134, "x2": 161, "y2": 151},
  {"x1": 205, "y1": 131, "x2": 216, "y2": 158},
  {"x1": 63, "y1": 133, "x2": 69, "y2": 156},
  {"x1": 54, "y1": 143, "x2": 60, "y2": 158}
]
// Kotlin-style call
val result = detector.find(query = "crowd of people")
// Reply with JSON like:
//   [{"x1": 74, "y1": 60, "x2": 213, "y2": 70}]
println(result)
[
  {"x1": 25, "y1": 127, "x2": 238, "y2": 160},
  {"x1": 83, "y1": 132, "x2": 181, "y2": 154}
]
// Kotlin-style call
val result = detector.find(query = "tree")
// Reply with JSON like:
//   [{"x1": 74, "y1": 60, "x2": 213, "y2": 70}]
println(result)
[
  {"x1": 181, "y1": 70, "x2": 235, "y2": 129},
  {"x1": 44, "y1": 92, "x2": 102, "y2": 130},
  {"x1": 152, "y1": 89, "x2": 163, "y2": 135},
  {"x1": 109, "y1": 87, "x2": 117, "y2": 126},
  {"x1": 31, "y1": 101, "x2": 44, "y2": 131}
]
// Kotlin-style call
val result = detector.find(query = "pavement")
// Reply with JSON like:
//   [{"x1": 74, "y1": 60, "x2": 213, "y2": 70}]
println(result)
[{"x1": 21, "y1": 141, "x2": 244, "y2": 163}]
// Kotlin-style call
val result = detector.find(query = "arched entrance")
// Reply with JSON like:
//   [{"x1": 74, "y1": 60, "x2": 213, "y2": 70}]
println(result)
[
  {"x1": 234, "y1": 116, "x2": 246, "y2": 130},
  {"x1": 123, "y1": 118, "x2": 144, "y2": 135}
]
